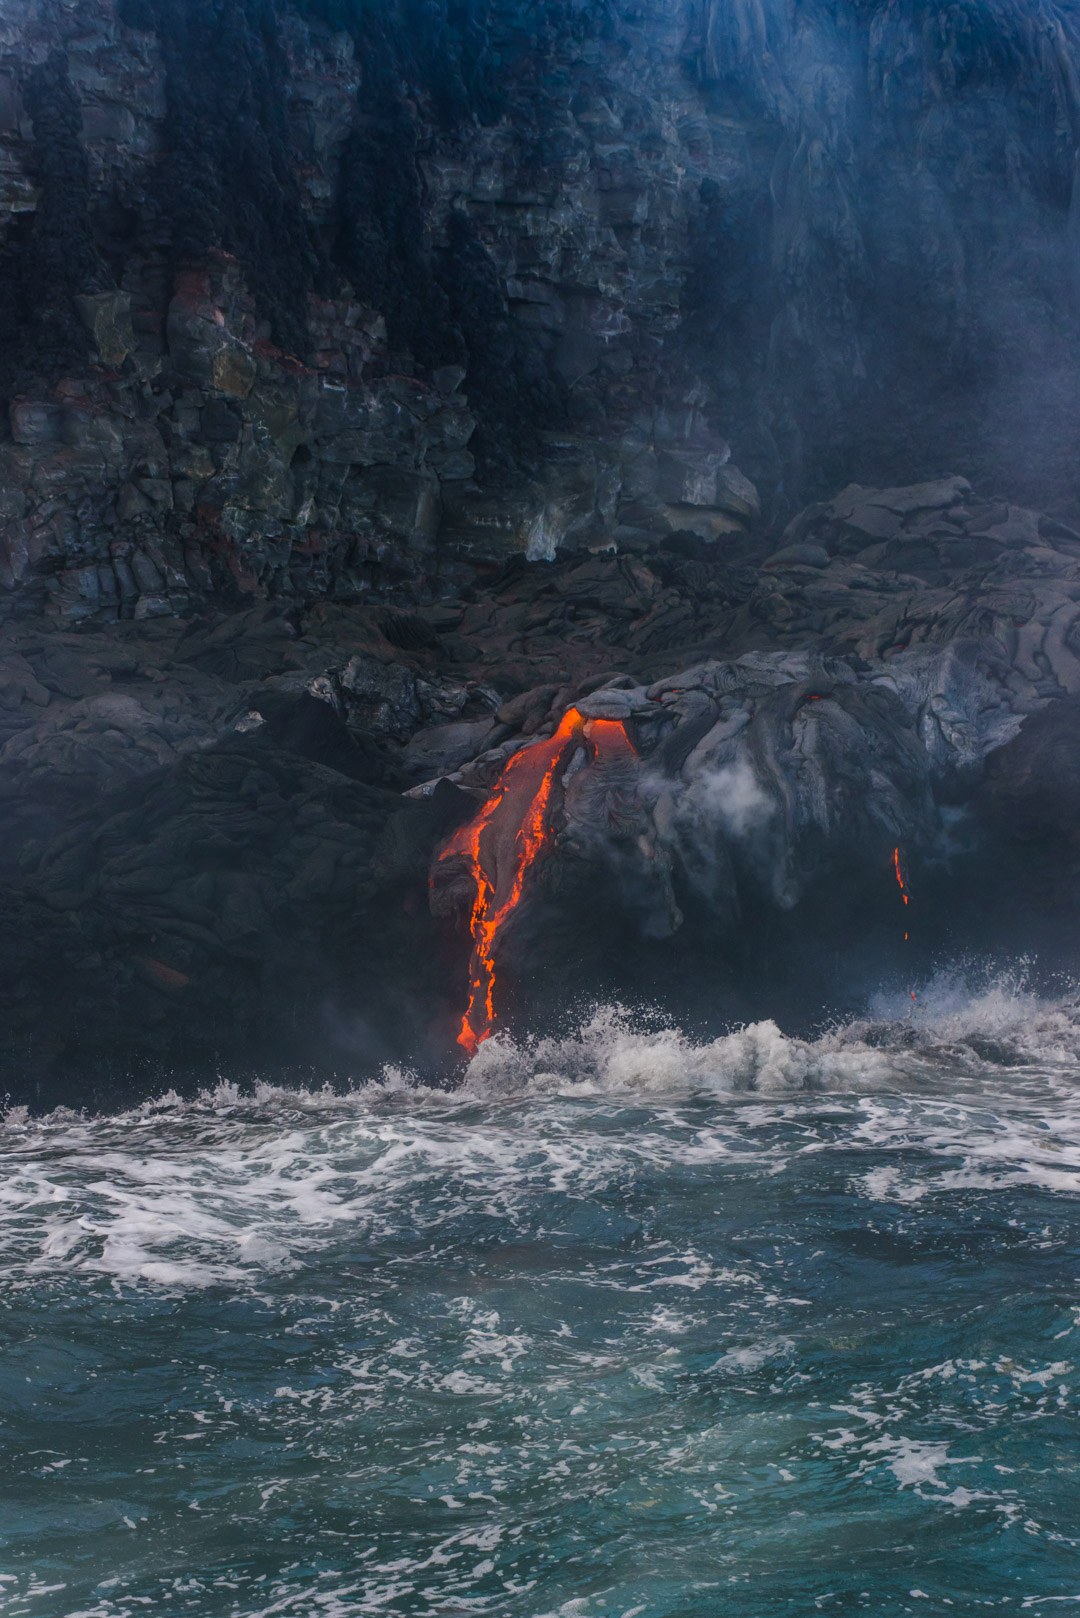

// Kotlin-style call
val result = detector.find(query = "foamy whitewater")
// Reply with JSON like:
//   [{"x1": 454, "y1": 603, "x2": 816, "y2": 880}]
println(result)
[{"x1": 4, "y1": 971, "x2": 1080, "y2": 1615}]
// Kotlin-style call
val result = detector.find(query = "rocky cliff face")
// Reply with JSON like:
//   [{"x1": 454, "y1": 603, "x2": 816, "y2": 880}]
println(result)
[
  {"x1": 3, "y1": 0, "x2": 1080, "y2": 627},
  {"x1": 3, "y1": 469, "x2": 1080, "y2": 1105},
  {"x1": 5, "y1": 0, "x2": 1080, "y2": 1104}
]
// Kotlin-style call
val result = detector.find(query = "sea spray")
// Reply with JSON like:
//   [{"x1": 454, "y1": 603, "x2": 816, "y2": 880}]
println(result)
[{"x1": 3, "y1": 970, "x2": 1080, "y2": 1614}]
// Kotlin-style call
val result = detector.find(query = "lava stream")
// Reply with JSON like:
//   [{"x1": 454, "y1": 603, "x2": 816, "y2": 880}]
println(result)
[
  {"x1": 893, "y1": 845, "x2": 909, "y2": 906},
  {"x1": 437, "y1": 705, "x2": 632, "y2": 1056},
  {"x1": 894, "y1": 844, "x2": 916, "y2": 996}
]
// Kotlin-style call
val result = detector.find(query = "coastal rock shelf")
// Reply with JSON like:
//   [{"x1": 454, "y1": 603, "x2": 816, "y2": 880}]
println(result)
[{"x1": 2, "y1": 476, "x2": 1079, "y2": 1101}]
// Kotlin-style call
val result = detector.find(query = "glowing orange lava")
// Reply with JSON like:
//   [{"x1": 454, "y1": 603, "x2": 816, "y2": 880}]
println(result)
[
  {"x1": 894, "y1": 845, "x2": 916, "y2": 997},
  {"x1": 894, "y1": 846, "x2": 909, "y2": 907},
  {"x1": 438, "y1": 705, "x2": 633, "y2": 1056}
]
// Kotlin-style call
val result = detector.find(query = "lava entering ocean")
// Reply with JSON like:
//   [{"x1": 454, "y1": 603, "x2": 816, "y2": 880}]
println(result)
[{"x1": 436, "y1": 706, "x2": 635, "y2": 1055}]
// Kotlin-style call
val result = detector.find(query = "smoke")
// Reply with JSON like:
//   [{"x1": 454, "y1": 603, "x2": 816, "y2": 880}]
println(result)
[
  {"x1": 683, "y1": 0, "x2": 1080, "y2": 514},
  {"x1": 693, "y1": 759, "x2": 775, "y2": 838}
]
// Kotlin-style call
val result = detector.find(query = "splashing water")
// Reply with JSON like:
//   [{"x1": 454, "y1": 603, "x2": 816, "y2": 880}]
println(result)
[{"x1": 5, "y1": 972, "x2": 1080, "y2": 1615}]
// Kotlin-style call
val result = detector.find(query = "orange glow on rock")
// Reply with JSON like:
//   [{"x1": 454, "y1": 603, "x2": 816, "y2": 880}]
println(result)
[
  {"x1": 142, "y1": 956, "x2": 190, "y2": 989},
  {"x1": 437, "y1": 706, "x2": 634, "y2": 1056}
]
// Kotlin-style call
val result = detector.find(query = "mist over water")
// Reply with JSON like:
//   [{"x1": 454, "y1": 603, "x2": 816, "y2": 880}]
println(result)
[{"x1": 3, "y1": 971, "x2": 1080, "y2": 1615}]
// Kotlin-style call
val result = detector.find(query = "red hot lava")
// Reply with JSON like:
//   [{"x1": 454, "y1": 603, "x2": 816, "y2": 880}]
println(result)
[
  {"x1": 436, "y1": 705, "x2": 634, "y2": 1056},
  {"x1": 893, "y1": 845, "x2": 909, "y2": 907},
  {"x1": 894, "y1": 845, "x2": 911, "y2": 938},
  {"x1": 895, "y1": 845, "x2": 917, "y2": 999}
]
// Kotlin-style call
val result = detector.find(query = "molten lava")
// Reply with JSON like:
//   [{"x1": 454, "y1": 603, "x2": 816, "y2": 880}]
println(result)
[
  {"x1": 437, "y1": 705, "x2": 634, "y2": 1056},
  {"x1": 893, "y1": 845, "x2": 909, "y2": 905},
  {"x1": 895, "y1": 845, "x2": 916, "y2": 995}
]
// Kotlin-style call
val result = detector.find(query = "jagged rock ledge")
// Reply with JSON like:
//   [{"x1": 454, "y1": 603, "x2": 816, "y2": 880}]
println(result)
[{"x1": 2, "y1": 473, "x2": 1079, "y2": 1106}]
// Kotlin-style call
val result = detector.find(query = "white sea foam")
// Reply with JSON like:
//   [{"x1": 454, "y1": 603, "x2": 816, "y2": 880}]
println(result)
[
  {"x1": 458, "y1": 966, "x2": 1080, "y2": 1099},
  {"x1": 2, "y1": 977, "x2": 1079, "y2": 1618},
  {"x1": 0, "y1": 969, "x2": 1078, "y2": 1290},
  {"x1": 458, "y1": 1005, "x2": 898, "y2": 1097},
  {"x1": 860, "y1": 966, "x2": 1080, "y2": 1065}
]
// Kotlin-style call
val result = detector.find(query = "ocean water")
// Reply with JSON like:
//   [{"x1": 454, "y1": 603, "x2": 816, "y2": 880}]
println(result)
[{"x1": 4, "y1": 975, "x2": 1080, "y2": 1617}]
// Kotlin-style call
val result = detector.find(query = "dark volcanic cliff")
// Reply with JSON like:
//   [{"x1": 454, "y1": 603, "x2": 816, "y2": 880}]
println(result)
[
  {"x1": 3, "y1": 0, "x2": 1080, "y2": 625},
  {"x1": 4, "y1": 0, "x2": 1080, "y2": 1103}
]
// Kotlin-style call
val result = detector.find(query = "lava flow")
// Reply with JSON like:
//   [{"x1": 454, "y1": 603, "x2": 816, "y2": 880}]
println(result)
[
  {"x1": 437, "y1": 705, "x2": 633, "y2": 1056},
  {"x1": 894, "y1": 845, "x2": 909, "y2": 920},
  {"x1": 894, "y1": 844, "x2": 911, "y2": 942},
  {"x1": 895, "y1": 845, "x2": 916, "y2": 999}
]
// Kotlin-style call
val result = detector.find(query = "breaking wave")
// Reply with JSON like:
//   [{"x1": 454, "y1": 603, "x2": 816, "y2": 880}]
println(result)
[
  {"x1": 456, "y1": 967, "x2": 1080, "y2": 1099},
  {"x1": 4, "y1": 968, "x2": 1080, "y2": 1617},
  {"x1": 4, "y1": 966, "x2": 1080, "y2": 1127},
  {"x1": 0, "y1": 967, "x2": 1078, "y2": 1295}
]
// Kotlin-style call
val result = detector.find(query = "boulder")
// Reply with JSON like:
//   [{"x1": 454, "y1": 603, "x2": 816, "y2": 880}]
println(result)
[
  {"x1": 9, "y1": 401, "x2": 61, "y2": 446},
  {"x1": 402, "y1": 717, "x2": 497, "y2": 778},
  {"x1": 167, "y1": 295, "x2": 256, "y2": 397},
  {"x1": 75, "y1": 292, "x2": 136, "y2": 368},
  {"x1": 764, "y1": 543, "x2": 830, "y2": 569}
]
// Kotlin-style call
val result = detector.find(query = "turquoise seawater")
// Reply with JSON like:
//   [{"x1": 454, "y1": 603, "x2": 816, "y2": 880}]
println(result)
[{"x1": 3, "y1": 980, "x2": 1080, "y2": 1617}]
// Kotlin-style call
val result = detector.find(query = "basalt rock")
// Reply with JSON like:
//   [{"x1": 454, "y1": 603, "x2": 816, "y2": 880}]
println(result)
[
  {"x1": 2, "y1": 1, "x2": 1080, "y2": 1086},
  {"x1": 8, "y1": 0, "x2": 1080, "y2": 629},
  {"x1": 976, "y1": 697, "x2": 1080, "y2": 850},
  {"x1": 0, "y1": 474, "x2": 1076, "y2": 1098}
]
